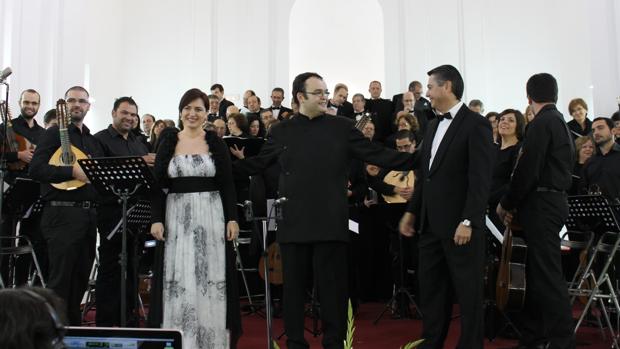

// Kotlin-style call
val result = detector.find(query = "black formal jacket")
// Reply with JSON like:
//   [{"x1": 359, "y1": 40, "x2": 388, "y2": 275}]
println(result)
[
  {"x1": 501, "y1": 104, "x2": 574, "y2": 211},
  {"x1": 234, "y1": 113, "x2": 414, "y2": 243},
  {"x1": 148, "y1": 128, "x2": 241, "y2": 343},
  {"x1": 0, "y1": 114, "x2": 45, "y2": 182},
  {"x1": 269, "y1": 105, "x2": 293, "y2": 120},
  {"x1": 406, "y1": 104, "x2": 495, "y2": 237},
  {"x1": 567, "y1": 118, "x2": 592, "y2": 139},
  {"x1": 366, "y1": 98, "x2": 395, "y2": 142},
  {"x1": 218, "y1": 98, "x2": 234, "y2": 117}
]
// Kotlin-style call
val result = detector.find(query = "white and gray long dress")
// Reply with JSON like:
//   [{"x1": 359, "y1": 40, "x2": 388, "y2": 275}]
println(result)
[{"x1": 162, "y1": 153, "x2": 229, "y2": 349}]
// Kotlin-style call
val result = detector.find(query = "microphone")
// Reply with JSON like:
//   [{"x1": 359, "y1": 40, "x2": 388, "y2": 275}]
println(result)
[
  {"x1": 0, "y1": 67, "x2": 12, "y2": 83},
  {"x1": 243, "y1": 200, "x2": 254, "y2": 221},
  {"x1": 274, "y1": 197, "x2": 287, "y2": 220},
  {"x1": 274, "y1": 197, "x2": 288, "y2": 206}
]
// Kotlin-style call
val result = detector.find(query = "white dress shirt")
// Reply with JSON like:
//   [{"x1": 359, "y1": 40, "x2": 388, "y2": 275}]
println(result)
[{"x1": 429, "y1": 101, "x2": 464, "y2": 169}]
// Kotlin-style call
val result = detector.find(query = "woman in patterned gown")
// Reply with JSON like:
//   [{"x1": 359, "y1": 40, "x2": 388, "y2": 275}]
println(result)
[{"x1": 150, "y1": 88, "x2": 242, "y2": 348}]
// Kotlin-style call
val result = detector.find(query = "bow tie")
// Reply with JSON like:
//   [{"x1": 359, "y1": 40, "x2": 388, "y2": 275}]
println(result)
[
  {"x1": 437, "y1": 112, "x2": 452, "y2": 122},
  {"x1": 271, "y1": 106, "x2": 280, "y2": 110}
]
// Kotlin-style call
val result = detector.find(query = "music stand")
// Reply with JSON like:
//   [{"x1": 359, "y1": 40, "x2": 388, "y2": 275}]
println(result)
[
  {"x1": 566, "y1": 195, "x2": 620, "y2": 346},
  {"x1": 78, "y1": 156, "x2": 154, "y2": 327}
]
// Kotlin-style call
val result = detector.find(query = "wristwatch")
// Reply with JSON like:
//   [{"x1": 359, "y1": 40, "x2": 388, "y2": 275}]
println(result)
[{"x1": 461, "y1": 219, "x2": 471, "y2": 227}]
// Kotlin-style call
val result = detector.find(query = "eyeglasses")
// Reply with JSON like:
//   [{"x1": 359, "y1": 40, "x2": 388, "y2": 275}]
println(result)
[{"x1": 305, "y1": 90, "x2": 330, "y2": 97}]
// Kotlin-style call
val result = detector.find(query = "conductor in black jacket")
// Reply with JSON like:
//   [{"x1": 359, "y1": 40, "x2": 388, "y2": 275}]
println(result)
[
  {"x1": 234, "y1": 72, "x2": 415, "y2": 349},
  {"x1": 400, "y1": 65, "x2": 495, "y2": 349},
  {"x1": 497, "y1": 73, "x2": 576, "y2": 349}
]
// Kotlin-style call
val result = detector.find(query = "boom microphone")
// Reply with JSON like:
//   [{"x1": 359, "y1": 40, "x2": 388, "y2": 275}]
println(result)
[{"x1": 0, "y1": 67, "x2": 12, "y2": 83}]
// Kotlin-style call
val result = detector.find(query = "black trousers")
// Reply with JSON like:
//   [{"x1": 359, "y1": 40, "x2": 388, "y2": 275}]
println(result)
[
  {"x1": 417, "y1": 228, "x2": 485, "y2": 349},
  {"x1": 95, "y1": 206, "x2": 138, "y2": 326},
  {"x1": 518, "y1": 192, "x2": 575, "y2": 349},
  {"x1": 41, "y1": 205, "x2": 97, "y2": 325},
  {"x1": 280, "y1": 242, "x2": 348, "y2": 349}
]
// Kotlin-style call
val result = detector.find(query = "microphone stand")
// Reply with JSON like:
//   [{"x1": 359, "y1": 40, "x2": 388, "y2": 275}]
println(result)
[
  {"x1": 0, "y1": 87, "x2": 10, "y2": 238},
  {"x1": 0, "y1": 83, "x2": 10, "y2": 288},
  {"x1": 243, "y1": 197, "x2": 286, "y2": 349}
]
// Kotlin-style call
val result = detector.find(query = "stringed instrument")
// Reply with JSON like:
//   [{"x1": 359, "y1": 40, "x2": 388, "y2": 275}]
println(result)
[
  {"x1": 496, "y1": 222, "x2": 527, "y2": 311},
  {"x1": 258, "y1": 242, "x2": 283, "y2": 285},
  {"x1": 48, "y1": 99, "x2": 88, "y2": 190},
  {"x1": 381, "y1": 170, "x2": 415, "y2": 203},
  {"x1": 0, "y1": 102, "x2": 34, "y2": 170},
  {"x1": 355, "y1": 112, "x2": 371, "y2": 131}
]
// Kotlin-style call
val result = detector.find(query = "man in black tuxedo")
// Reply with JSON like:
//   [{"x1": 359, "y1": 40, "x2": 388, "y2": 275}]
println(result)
[
  {"x1": 269, "y1": 87, "x2": 293, "y2": 120},
  {"x1": 327, "y1": 83, "x2": 354, "y2": 118},
  {"x1": 392, "y1": 80, "x2": 422, "y2": 112},
  {"x1": 497, "y1": 73, "x2": 576, "y2": 349},
  {"x1": 400, "y1": 65, "x2": 495, "y2": 349},
  {"x1": 235, "y1": 72, "x2": 414, "y2": 349},
  {"x1": 366, "y1": 81, "x2": 394, "y2": 142},
  {"x1": 210, "y1": 83, "x2": 234, "y2": 117}
]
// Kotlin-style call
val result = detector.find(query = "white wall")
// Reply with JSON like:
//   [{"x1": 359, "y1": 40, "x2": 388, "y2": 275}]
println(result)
[
  {"x1": 289, "y1": 0, "x2": 385, "y2": 97},
  {"x1": 1, "y1": 0, "x2": 618, "y2": 133}
]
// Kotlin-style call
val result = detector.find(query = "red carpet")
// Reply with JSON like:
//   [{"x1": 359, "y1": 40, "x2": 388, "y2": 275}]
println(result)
[
  {"x1": 237, "y1": 303, "x2": 613, "y2": 348},
  {"x1": 82, "y1": 302, "x2": 613, "y2": 348}
]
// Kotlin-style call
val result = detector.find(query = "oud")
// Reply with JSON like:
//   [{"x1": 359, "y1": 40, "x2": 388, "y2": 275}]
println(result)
[{"x1": 48, "y1": 99, "x2": 88, "y2": 190}]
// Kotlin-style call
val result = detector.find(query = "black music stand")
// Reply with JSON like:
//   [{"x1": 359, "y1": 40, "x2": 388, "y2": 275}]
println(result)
[
  {"x1": 374, "y1": 203, "x2": 422, "y2": 325},
  {"x1": 567, "y1": 195, "x2": 620, "y2": 346},
  {"x1": 78, "y1": 156, "x2": 154, "y2": 327}
]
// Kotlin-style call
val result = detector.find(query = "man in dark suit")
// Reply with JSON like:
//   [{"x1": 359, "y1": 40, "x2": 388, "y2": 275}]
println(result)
[
  {"x1": 210, "y1": 83, "x2": 234, "y2": 117},
  {"x1": 366, "y1": 81, "x2": 394, "y2": 142},
  {"x1": 327, "y1": 83, "x2": 354, "y2": 119},
  {"x1": 497, "y1": 73, "x2": 576, "y2": 349},
  {"x1": 392, "y1": 80, "x2": 423, "y2": 112},
  {"x1": 235, "y1": 72, "x2": 414, "y2": 349},
  {"x1": 400, "y1": 65, "x2": 495, "y2": 349},
  {"x1": 269, "y1": 87, "x2": 293, "y2": 120}
]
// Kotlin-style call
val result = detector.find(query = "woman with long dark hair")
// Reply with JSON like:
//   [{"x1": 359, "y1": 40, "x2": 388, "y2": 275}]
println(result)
[{"x1": 149, "y1": 88, "x2": 242, "y2": 348}]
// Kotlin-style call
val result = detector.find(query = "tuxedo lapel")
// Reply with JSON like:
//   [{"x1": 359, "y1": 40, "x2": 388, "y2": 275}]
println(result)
[
  {"x1": 428, "y1": 105, "x2": 468, "y2": 176},
  {"x1": 422, "y1": 118, "x2": 440, "y2": 171}
]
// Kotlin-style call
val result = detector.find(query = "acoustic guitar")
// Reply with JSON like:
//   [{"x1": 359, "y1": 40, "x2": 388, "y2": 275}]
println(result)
[
  {"x1": 0, "y1": 102, "x2": 34, "y2": 171},
  {"x1": 496, "y1": 223, "x2": 527, "y2": 311},
  {"x1": 258, "y1": 242, "x2": 283, "y2": 285},
  {"x1": 381, "y1": 170, "x2": 415, "y2": 203},
  {"x1": 48, "y1": 99, "x2": 88, "y2": 190}
]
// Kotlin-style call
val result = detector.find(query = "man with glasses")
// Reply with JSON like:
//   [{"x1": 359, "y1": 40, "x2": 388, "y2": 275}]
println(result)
[
  {"x1": 29, "y1": 86, "x2": 104, "y2": 325},
  {"x1": 235, "y1": 72, "x2": 414, "y2": 349}
]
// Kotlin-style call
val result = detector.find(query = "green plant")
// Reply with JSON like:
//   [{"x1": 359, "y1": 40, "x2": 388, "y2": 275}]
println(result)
[
  {"x1": 344, "y1": 299, "x2": 356, "y2": 349},
  {"x1": 401, "y1": 339, "x2": 424, "y2": 349}
]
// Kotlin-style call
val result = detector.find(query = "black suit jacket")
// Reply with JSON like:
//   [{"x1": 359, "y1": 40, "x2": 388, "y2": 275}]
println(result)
[
  {"x1": 407, "y1": 104, "x2": 495, "y2": 237},
  {"x1": 218, "y1": 98, "x2": 234, "y2": 117},
  {"x1": 235, "y1": 114, "x2": 414, "y2": 243},
  {"x1": 269, "y1": 106, "x2": 293, "y2": 120},
  {"x1": 366, "y1": 98, "x2": 395, "y2": 142}
]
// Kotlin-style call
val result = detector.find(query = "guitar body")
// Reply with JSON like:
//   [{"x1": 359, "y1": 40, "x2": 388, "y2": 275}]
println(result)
[
  {"x1": 496, "y1": 227, "x2": 527, "y2": 311},
  {"x1": 381, "y1": 170, "x2": 415, "y2": 203},
  {"x1": 49, "y1": 145, "x2": 88, "y2": 190},
  {"x1": 6, "y1": 133, "x2": 30, "y2": 171},
  {"x1": 258, "y1": 242, "x2": 284, "y2": 285}
]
